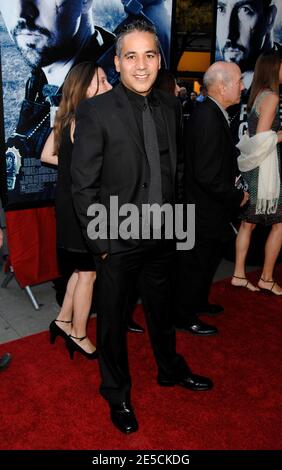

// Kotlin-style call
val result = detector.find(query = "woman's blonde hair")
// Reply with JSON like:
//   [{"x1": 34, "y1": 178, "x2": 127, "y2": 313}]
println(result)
[
  {"x1": 247, "y1": 52, "x2": 281, "y2": 112},
  {"x1": 53, "y1": 61, "x2": 99, "y2": 154}
]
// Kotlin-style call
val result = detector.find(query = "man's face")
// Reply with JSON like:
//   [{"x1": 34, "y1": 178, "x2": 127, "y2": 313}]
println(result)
[
  {"x1": 216, "y1": 0, "x2": 273, "y2": 71},
  {"x1": 114, "y1": 31, "x2": 161, "y2": 96},
  {"x1": 223, "y1": 63, "x2": 245, "y2": 106},
  {"x1": 179, "y1": 88, "x2": 187, "y2": 99},
  {"x1": 0, "y1": 0, "x2": 87, "y2": 67}
]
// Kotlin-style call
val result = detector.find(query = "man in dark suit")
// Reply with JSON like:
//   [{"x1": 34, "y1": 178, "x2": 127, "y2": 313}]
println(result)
[
  {"x1": 175, "y1": 61, "x2": 249, "y2": 334},
  {"x1": 71, "y1": 20, "x2": 213, "y2": 435}
]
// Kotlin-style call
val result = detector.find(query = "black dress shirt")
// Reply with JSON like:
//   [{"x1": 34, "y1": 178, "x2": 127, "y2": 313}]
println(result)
[{"x1": 123, "y1": 85, "x2": 173, "y2": 204}]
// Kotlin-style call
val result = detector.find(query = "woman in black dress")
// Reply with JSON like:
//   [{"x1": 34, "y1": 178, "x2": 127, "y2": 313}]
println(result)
[{"x1": 41, "y1": 62, "x2": 112, "y2": 358}]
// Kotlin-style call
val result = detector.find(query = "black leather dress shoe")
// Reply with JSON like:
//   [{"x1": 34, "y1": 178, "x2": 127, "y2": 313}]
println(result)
[
  {"x1": 158, "y1": 373, "x2": 213, "y2": 391},
  {"x1": 110, "y1": 402, "x2": 139, "y2": 434},
  {"x1": 197, "y1": 304, "x2": 224, "y2": 316},
  {"x1": 175, "y1": 319, "x2": 218, "y2": 335},
  {"x1": 127, "y1": 319, "x2": 145, "y2": 333}
]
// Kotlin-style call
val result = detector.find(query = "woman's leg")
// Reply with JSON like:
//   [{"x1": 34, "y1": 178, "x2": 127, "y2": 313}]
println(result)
[
  {"x1": 232, "y1": 221, "x2": 259, "y2": 291},
  {"x1": 55, "y1": 271, "x2": 78, "y2": 334},
  {"x1": 70, "y1": 271, "x2": 97, "y2": 353},
  {"x1": 258, "y1": 223, "x2": 282, "y2": 294}
]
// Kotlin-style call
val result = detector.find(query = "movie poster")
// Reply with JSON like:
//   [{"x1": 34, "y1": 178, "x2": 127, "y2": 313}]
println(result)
[
  {"x1": 0, "y1": 0, "x2": 174, "y2": 210},
  {"x1": 214, "y1": 0, "x2": 282, "y2": 140}
]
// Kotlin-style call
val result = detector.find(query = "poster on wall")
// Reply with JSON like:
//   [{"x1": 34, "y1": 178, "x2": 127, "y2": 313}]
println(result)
[
  {"x1": 0, "y1": 0, "x2": 174, "y2": 211},
  {"x1": 214, "y1": 0, "x2": 282, "y2": 140}
]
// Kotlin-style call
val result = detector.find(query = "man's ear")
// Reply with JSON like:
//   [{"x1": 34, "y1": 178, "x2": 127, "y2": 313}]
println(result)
[
  {"x1": 82, "y1": 0, "x2": 93, "y2": 14},
  {"x1": 266, "y1": 4, "x2": 277, "y2": 31},
  {"x1": 158, "y1": 53, "x2": 161, "y2": 70},
  {"x1": 114, "y1": 55, "x2": 120, "y2": 73}
]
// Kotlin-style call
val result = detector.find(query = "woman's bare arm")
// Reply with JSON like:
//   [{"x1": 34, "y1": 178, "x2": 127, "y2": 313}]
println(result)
[
  {"x1": 41, "y1": 131, "x2": 58, "y2": 166},
  {"x1": 256, "y1": 92, "x2": 279, "y2": 134}
]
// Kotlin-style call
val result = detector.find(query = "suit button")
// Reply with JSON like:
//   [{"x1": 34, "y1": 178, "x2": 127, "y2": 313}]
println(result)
[{"x1": 142, "y1": 183, "x2": 148, "y2": 188}]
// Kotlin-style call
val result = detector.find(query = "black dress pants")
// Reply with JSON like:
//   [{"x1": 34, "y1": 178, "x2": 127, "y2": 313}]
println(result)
[
  {"x1": 95, "y1": 239, "x2": 189, "y2": 405},
  {"x1": 175, "y1": 237, "x2": 222, "y2": 324}
]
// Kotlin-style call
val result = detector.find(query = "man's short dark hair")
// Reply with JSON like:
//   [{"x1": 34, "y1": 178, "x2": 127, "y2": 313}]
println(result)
[{"x1": 115, "y1": 20, "x2": 160, "y2": 57}]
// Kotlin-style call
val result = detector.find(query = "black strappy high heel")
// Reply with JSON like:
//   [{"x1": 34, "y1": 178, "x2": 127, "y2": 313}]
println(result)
[
  {"x1": 66, "y1": 334, "x2": 98, "y2": 360},
  {"x1": 259, "y1": 278, "x2": 282, "y2": 296},
  {"x1": 231, "y1": 275, "x2": 260, "y2": 292},
  {"x1": 232, "y1": 275, "x2": 249, "y2": 288},
  {"x1": 49, "y1": 319, "x2": 72, "y2": 344}
]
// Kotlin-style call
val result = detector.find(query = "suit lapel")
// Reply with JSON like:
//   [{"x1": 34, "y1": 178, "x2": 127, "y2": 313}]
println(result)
[
  {"x1": 113, "y1": 85, "x2": 177, "y2": 176},
  {"x1": 155, "y1": 90, "x2": 177, "y2": 177},
  {"x1": 206, "y1": 97, "x2": 234, "y2": 145},
  {"x1": 164, "y1": 108, "x2": 177, "y2": 176},
  {"x1": 113, "y1": 84, "x2": 145, "y2": 155}
]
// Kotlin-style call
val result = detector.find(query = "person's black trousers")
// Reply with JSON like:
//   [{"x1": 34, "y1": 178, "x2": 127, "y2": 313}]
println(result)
[
  {"x1": 95, "y1": 239, "x2": 189, "y2": 405},
  {"x1": 175, "y1": 237, "x2": 222, "y2": 323}
]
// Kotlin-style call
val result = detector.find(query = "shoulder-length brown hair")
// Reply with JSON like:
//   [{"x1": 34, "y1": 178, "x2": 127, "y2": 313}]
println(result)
[
  {"x1": 247, "y1": 52, "x2": 281, "y2": 112},
  {"x1": 53, "y1": 61, "x2": 99, "y2": 154}
]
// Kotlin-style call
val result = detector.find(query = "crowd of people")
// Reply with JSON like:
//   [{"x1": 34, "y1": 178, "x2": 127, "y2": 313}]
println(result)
[{"x1": 0, "y1": 6, "x2": 281, "y2": 436}]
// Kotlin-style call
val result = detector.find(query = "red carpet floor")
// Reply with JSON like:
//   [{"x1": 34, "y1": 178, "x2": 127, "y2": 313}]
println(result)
[{"x1": 0, "y1": 265, "x2": 282, "y2": 450}]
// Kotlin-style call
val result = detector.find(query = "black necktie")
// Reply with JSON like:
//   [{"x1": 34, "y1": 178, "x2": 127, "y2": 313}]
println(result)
[{"x1": 142, "y1": 97, "x2": 162, "y2": 207}]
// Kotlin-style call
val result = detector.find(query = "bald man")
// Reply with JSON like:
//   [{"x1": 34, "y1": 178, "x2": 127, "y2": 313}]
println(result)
[{"x1": 175, "y1": 62, "x2": 249, "y2": 334}]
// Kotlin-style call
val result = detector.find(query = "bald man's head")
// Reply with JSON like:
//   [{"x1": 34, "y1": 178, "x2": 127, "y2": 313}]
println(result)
[
  {"x1": 204, "y1": 62, "x2": 239, "y2": 89},
  {"x1": 203, "y1": 61, "x2": 244, "y2": 108}
]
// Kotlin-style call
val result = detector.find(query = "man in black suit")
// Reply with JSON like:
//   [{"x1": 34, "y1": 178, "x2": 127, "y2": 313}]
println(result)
[
  {"x1": 71, "y1": 20, "x2": 213, "y2": 434},
  {"x1": 175, "y1": 61, "x2": 249, "y2": 334}
]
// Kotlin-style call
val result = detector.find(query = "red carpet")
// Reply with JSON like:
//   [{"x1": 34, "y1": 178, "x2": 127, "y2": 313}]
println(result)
[{"x1": 1, "y1": 265, "x2": 282, "y2": 450}]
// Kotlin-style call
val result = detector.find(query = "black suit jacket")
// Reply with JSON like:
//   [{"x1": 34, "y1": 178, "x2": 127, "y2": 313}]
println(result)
[
  {"x1": 183, "y1": 97, "x2": 244, "y2": 241},
  {"x1": 71, "y1": 83, "x2": 182, "y2": 254}
]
